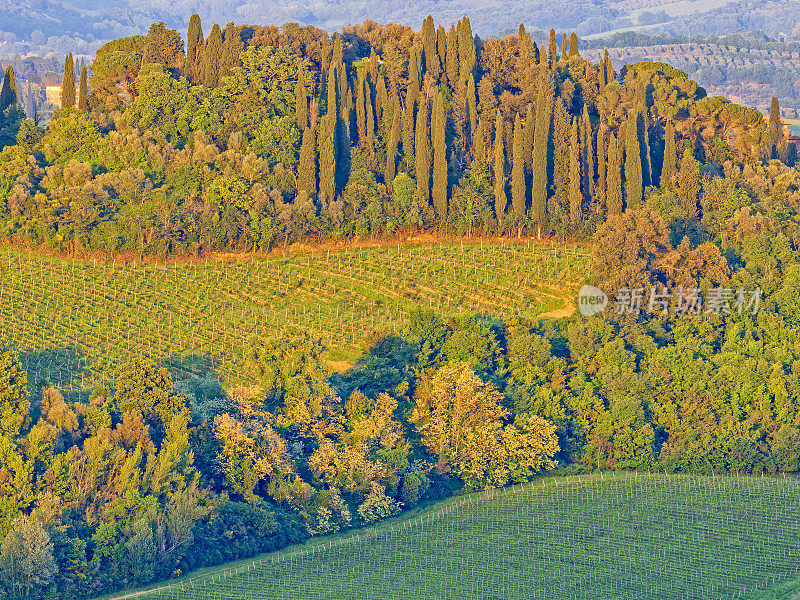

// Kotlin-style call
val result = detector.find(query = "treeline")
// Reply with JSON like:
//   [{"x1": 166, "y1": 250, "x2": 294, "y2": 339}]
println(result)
[{"x1": 0, "y1": 15, "x2": 794, "y2": 255}]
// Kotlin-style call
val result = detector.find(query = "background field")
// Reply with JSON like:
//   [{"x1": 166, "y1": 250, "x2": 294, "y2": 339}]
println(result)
[
  {"x1": 0, "y1": 241, "x2": 589, "y2": 392},
  {"x1": 100, "y1": 471, "x2": 800, "y2": 600}
]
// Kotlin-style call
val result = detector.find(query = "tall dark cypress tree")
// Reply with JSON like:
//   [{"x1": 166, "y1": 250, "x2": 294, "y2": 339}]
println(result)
[
  {"x1": 78, "y1": 66, "x2": 88, "y2": 110},
  {"x1": 518, "y1": 25, "x2": 536, "y2": 91},
  {"x1": 415, "y1": 96, "x2": 431, "y2": 206},
  {"x1": 596, "y1": 127, "x2": 607, "y2": 211},
  {"x1": 219, "y1": 23, "x2": 243, "y2": 80},
  {"x1": 185, "y1": 14, "x2": 203, "y2": 82},
  {"x1": 457, "y1": 17, "x2": 476, "y2": 82},
  {"x1": 298, "y1": 126, "x2": 317, "y2": 198},
  {"x1": 678, "y1": 147, "x2": 700, "y2": 218},
  {"x1": 466, "y1": 74, "x2": 478, "y2": 148},
  {"x1": 552, "y1": 100, "x2": 571, "y2": 211},
  {"x1": 568, "y1": 118, "x2": 582, "y2": 224},
  {"x1": 493, "y1": 109, "x2": 508, "y2": 222},
  {"x1": 437, "y1": 25, "x2": 447, "y2": 82},
  {"x1": 201, "y1": 24, "x2": 223, "y2": 88},
  {"x1": 474, "y1": 119, "x2": 485, "y2": 164},
  {"x1": 319, "y1": 113, "x2": 336, "y2": 210},
  {"x1": 523, "y1": 103, "x2": 534, "y2": 175},
  {"x1": 624, "y1": 113, "x2": 643, "y2": 208},
  {"x1": 661, "y1": 119, "x2": 677, "y2": 190},
  {"x1": 532, "y1": 67, "x2": 552, "y2": 239},
  {"x1": 422, "y1": 16, "x2": 439, "y2": 80},
  {"x1": 769, "y1": 96, "x2": 783, "y2": 150},
  {"x1": 0, "y1": 66, "x2": 17, "y2": 112},
  {"x1": 403, "y1": 86, "x2": 417, "y2": 171},
  {"x1": 61, "y1": 53, "x2": 75, "y2": 109},
  {"x1": 446, "y1": 24, "x2": 459, "y2": 87},
  {"x1": 561, "y1": 33, "x2": 568, "y2": 62},
  {"x1": 548, "y1": 30, "x2": 558, "y2": 68},
  {"x1": 385, "y1": 99, "x2": 402, "y2": 188},
  {"x1": 604, "y1": 50, "x2": 615, "y2": 86},
  {"x1": 295, "y1": 78, "x2": 308, "y2": 130},
  {"x1": 511, "y1": 113, "x2": 526, "y2": 222},
  {"x1": 606, "y1": 132, "x2": 623, "y2": 216},
  {"x1": 432, "y1": 91, "x2": 448, "y2": 222},
  {"x1": 637, "y1": 107, "x2": 652, "y2": 188},
  {"x1": 568, "y1": 33, "x2": 579, "y2": 58},
  {"x1": 356, "y1": 74, "x2": 367, "y2": 145},
  {"x1": 581, "y1": 105, "x2": 594, "y2": 198}
]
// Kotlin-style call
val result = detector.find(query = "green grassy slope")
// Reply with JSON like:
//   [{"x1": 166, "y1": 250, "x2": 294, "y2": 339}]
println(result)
[
  {"x1": 0, "y1": 241, "x2": 588, "y2": 392},
  {"x1": 101, "y1": 472, "x2": 800, "y2": 600}
]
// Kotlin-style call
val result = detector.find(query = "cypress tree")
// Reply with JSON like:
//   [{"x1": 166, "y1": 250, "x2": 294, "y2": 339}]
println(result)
[
  {"x1": 661, "y1": 119, "x2": 677, "y2": 190},
  {"x1": 0, "y1": 65, "x2": 17, "y2": 112},
  {"x1": 61, "y1": 53, "x2": 75, "y2": 109},
  {"x1": 219, "y1": 22, "x2": 243, "y2": 80},
  {"x1": 637, "y1": 107, "x2": 652, "y2": 187},
  {"x1": 296, "y1": 78, "x2": 308, "y2": 130},
  {"x1": 604, "y1": 50, "x2": 615, "y2": 85},
  {"x1": 298, "y1": 126, "x2": 317, "y2": 198},
  {"x1": 569, "y1": 118, "x2": 582, "y2": 224},
  {"x1": 385, "y1": 99, "x2": 402, "y2": 188},
  {"x1": 532, "y1": 67, "x2": 552, "y2": 238},
  {"x1": 769, "y1": 96, "x2": 783, "y2": 149},
  {"x1": 678, "y1": 147, "x2": 700, "y2": 218},
  {"x1": 186, "y1": 14, "x2": 203, "y2": 82},
  {"x1": 562, "y1": 33, "x2": 568, "y2": 61},
  {"x1": 432, "y1": 91, "x2": 448, "y2": 222},
  {"x1": 519, "y1": 25, "x2": 536, "y2": 91},
  {"x1": 568, "y1": 32, "x2": 579, "y2": 58},
  {"x1": 366, "y1": 78, "x2": 376, "y2": 156},
  {"x1": 318, "y1": 113, "x2": 336, "y2": 209},
  {"x1": 332, "y1": 32, "x2": 344, "y2": 68},
  {"x1": 356, "y1": 74, "x2": 367, "y2": 145},
  {"x1": 624, "y1": 113, "x2": 643, "y2": 208},
  {"x1": 493, "y1": 109, "x2": 508, "y2": 222},
  {"x1": 552, "y1": 100, "x2": 571, "y2": 210},
  {"x1": 415, "y1": 97, "x2": 431, "y2": 206},
  {"x1": 548, "y1": 29, "x2": 558, "y2": 68},
  {"x1": 474, "y1": 119, "x2": 485, "y2": 164},
  {"x1": 422, "y1": 16, "x2": 439, "y2": 80},
  {"x1": 78, "y1": 66, "x2": 88, "y2": 110},
  {"x1": 437, "y1": 25, "x2": 447, "y2": 82},
  {"x1": 511, "y1": 113, "x2": 526, "y2": 222},
  {"x1": 606, "y1": 132, "x2": 623, "y2": 215},
  {"x1": 201, "y1": 24, "x2": 222, "y2": 88},
  {"x1": 597, "y1": 127, "x2": 607, "y2": 211},
  {"x1": 446, "y1": 24, "x2": 459, "y2": 87},
  {"x1": 457, "y1": 17, "x2": 476, "y2": 82},
  {"x1": 523, "y1": 103, "x2": 534, "y2": 174},
  {"x1": 403, "y1": 87, "x2": 417, "y2": 171},
  {"x1": 466, "y1": 74, "x2": 478, "y2": 146},
  {"x1": 581, "y1": 105, "x2": 594, "y2": 197},
  {"x1": 599, "y1": 54, "x2": 607, "y2": 90}
]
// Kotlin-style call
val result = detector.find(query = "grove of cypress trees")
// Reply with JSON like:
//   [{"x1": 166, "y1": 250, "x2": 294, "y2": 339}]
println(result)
[
  {"x1": 61, "y1": 53, "x2": 75, "y2": 109},
  {"x1": 432, "y1": 91, "x2": 448, "y2": 222},
  {"x1": 511, "y1": 113, "x2": 526, "y2": 221},
  {"x1": 185, "y1": 14, "x2": 203, "y2": 82},
  {"x1": 661, "y1": 119, "x2": 677, "y2": 190},
  {"x1": 493, "y1": 109, "x2": 508, "y2": 222},
  {"x1": 569, "y1": 117, "x2": 582, "y2": 224},
  {"x1": 606, "y1": 132, "x2": 623, "y2": 215},
  {"x1": 415, "y1": 97, "x2": 431, "y2": 205},
  {"x1": 624, "y1": 113, "x2": 643, "y2": 208},
  {"x1": 78, "y1": 66, "x2": 88, "y2": 110},
  {"x1": 201, "y1": 24, "x2": 222, "y2": 88},
  {"x1": 298, "y1": 126, "x2": 317, "y2": 198}
]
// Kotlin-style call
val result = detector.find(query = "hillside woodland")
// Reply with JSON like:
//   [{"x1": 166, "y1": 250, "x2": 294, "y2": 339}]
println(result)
[{"x1": 1, "y1": 15, "x2": 800, "y2": 600}]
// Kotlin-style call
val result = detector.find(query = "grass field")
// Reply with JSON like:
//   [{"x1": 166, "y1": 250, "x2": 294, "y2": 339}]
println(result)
[
  {"x1": 100, "y1": 471, "x2": 800, "y2": 600},
  {"x1": 0, "y1": 241, "x2": 589, "y2": 392}
]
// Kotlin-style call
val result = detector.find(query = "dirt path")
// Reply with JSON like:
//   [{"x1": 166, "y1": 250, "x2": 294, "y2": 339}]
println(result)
[{"x1": 539, "y1": 295, "x2": 576, "y2": 319}]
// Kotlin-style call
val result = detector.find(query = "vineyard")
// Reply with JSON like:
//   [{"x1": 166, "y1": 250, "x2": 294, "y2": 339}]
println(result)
[
  {"x1": 0, "y1": 241, "x2": 590, "y2": 391},
  {"x1": 103, "y1": 471, "x2": 800, "y2": 600}
]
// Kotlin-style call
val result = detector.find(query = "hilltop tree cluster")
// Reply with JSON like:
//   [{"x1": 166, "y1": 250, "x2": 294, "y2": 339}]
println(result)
[{"x1": 0, "y1": 17, "x2": 794, "y2": 255}]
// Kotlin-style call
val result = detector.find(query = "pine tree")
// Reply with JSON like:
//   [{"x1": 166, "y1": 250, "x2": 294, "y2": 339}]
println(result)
[
  {"x1": 298, "y1": 126, "x2": 317, "y2": 198},
  {"x1": 415, "y1": 97, "x2": 431, "y2": 205},
  {"x1": 624, "y1": 113, "x2": 643, "y2": 208},
  {"x1": 61, "y1": 53, "x2": 75, "y2": 109},
  {"x1": 661, "y1": 119, "x2": 677, "y2": 190},
  {"x1": 185, "y1": 14, "x2": 203, "y2": 82},
  {"x1": 548, "y1": 29, "x2": 558, "y2": 68},
  {"x1": 432, "y1": 91, "x2": 448, "y2": 222},
  {"x1": 296, "y1": 78, "x2": 308, "y2": 130},
  {"x1": 511, "y1": 113, "x2": 526, "y2": 221},
  {"x1": 569, "y1": 33, "x2": 579, "y2": 58},
  {"x1": 219, "y1": 23, "x2": 243, "y2": 80},
  {"x1": 0, "y1": 65, "x2": 17, "y2": 112},
  {"x1": 493, "y1": 109, "x2": 508, "y2": 222},
  {"x1": 769, "y1": 96, "x2": 783, "y2": 150},
  {"x1": 606, "y1": 132, "x2": 623, "y2": 215},
  {"x1": 446, "y1": 24, "x2": 459, "y2": 87},
  {"x1": 678, "y1": 146, "x2": 700, "y2": 218},
  {"x1": 385, "y1": 99, "x2": 402, "y2": 188},
  {"x1": 78, "y1": 66, "x2": 88, "y2": 110},
  {"x1": 201, "y1": 24, "x2": 223, "y2": 88},
  {"x1": 568, "y1": 118, "x2": 582, "y2": 224},
  {"x1": 531, "y1": 67, "x2": 552, "y2": 238}
]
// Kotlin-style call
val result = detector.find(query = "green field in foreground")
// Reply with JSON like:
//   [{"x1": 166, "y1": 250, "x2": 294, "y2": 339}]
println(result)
[
  {"x1": 0, "y1": 241, "x2": 588, "y2": 391},
  {"x1": 101, "y1": 472, "x2": 800, "y2": 600}
]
